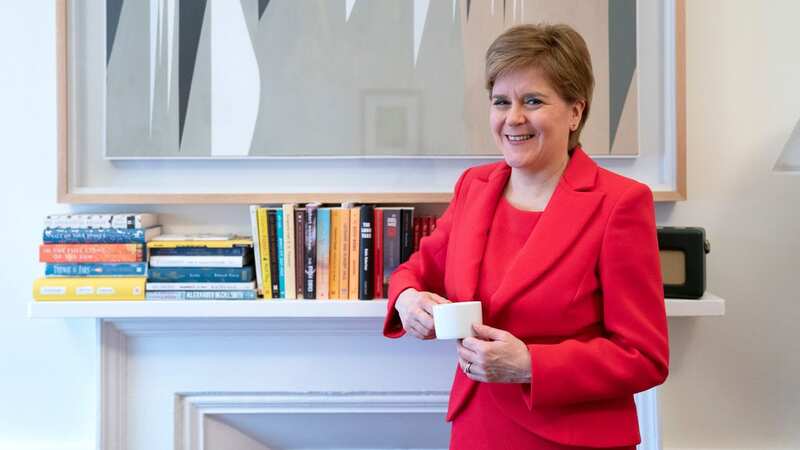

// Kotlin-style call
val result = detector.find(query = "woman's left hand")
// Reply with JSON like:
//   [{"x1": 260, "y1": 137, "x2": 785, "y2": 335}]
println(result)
[{"x1": 457, "y1": 323, "x2": 532, "y2": 383}]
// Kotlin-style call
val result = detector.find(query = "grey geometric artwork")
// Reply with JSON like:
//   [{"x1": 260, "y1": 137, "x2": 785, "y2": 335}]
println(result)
[{"x1": 104, "y1": 0, "x2": 636, "y2": 158}]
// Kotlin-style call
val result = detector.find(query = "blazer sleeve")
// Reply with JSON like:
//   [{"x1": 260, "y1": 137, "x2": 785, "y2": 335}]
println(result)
[
  {"x1": 525, "y1": 182, "x2": 670, "y2": 408},
  {"x1": 382, "y1": 169, "x2": 470, "y2": 338}
]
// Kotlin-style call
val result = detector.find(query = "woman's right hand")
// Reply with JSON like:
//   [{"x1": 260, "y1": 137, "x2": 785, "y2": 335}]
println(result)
[{"x1": 395, "y1": 288, "x2": 452, "y2": 339}]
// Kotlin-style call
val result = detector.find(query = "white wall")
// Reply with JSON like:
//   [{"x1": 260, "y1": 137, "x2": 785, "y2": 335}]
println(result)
[{"x1": 1, "y1": 1, "x2": 798, "y2": 449}]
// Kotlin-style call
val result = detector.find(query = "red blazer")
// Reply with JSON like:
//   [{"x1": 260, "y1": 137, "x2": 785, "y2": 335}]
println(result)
[{"x1": 383, "y1": 148, "x2": 669, "y2": 448}]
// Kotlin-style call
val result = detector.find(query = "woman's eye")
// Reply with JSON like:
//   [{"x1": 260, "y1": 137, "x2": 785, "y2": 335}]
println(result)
[
  {"x1": 492, "y1": 98, "x2": 509, "y2": 106},
  {"x1": 524, "y1": 97, "x2": 542, "y2": 106}
]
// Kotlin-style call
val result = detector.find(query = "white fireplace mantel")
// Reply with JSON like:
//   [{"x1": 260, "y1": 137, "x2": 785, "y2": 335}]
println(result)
[{"x1": 29, "y1": 294, "x2": 724, "y2": 450}]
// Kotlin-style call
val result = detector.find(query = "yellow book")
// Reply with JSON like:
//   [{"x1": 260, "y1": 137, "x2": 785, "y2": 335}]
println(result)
[
  {"x1": 329, "y1": 209, "x2": 341, "y2": 299},
  {"x1": 282, "y1": 204, "x2": 296, "y2": 300},
  {"x1": 147, "y1": 234, "x2": 252, "y2": 249},
  {"x1": 257, "y1": 208, "x2": 272, "y2": 299},
  {"x1": 348, "y1": 207, "x2": 361, "y2": 299},
  {"x1": 339, "y1": 208, "x2": 350, "y2": 300},
  {"x1": 33, "y1": 277, "x2": 146, "y2": 301}
]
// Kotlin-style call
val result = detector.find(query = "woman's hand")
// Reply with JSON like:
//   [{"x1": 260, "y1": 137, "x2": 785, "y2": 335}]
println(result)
[
  {"x1": 457, "y1": 323, "x2": 532, "y2": 383},
  {"x1": 395, "y1": 288, "x2": 451, "y2": 339}
]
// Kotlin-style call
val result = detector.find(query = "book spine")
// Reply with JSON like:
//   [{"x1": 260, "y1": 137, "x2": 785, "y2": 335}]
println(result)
[
  {"x1": 413, "y1": 217, "x2": 422, "y2": 252},
  {"x1": 304, "y1": 205, "x2": 318, "y2": 299},
  {"x1": 148, "y1": 246, "x2": 245, "y2": 256},
  {"x1": 258, "y1": 207, "x2": 272, "y2": 299},
  {"x1": 328, "y1": 209, "x2": 341, "y2": 300},
  {"x1": 382, "y1": 209, "x2": 401, "y2": 294},
  {"x1": 358, "y1": 205, "x2": 374, "y2": 300},
  {"x1": 44, "y1": 213, "x2": 157, "y2": 229},
  {"x1": 348, "y1": 207, "x2": 360, "y2": 300},
  {"x1": 39, "y1": 244, "x2": 144, "y2": 263},
  {"x1": 43, "y1": 227, "x2": 161, "y2": 244},
  {"x1": 282, "y1": 204, "x2": 296, "y2": 300},
  {"x1": 373, "y1": 208, "x2": 384, "y2": 299},
  {"x1": 145, "y1": 290, "x2": 257, "y2": 300},
  {"x1": 148, "y1": 255, "x2": 246, "y2": 268},
  {"x1": 400, "y1": 208, "x2": 414, "y2": 264},
  {"x1": 267, "y1": 209, "x2": 280, "y2": 298},
  {"x1": 249, "y1": 206, "x2": 265, "y2": 296},
  {"x1": 45, "y1": 262, "x2": 148, "y2": 277},
  {"x1": 147, "y1": 266, "x2": 254, "y2": 283},
  {"x1": 33, "y1": 276, "x2": 146, "y2": 301},
  {"x1": 145, "y1": 282, "x2": 255, "y2": 291},
  {"x1": 316, "y1": 208, "x2": 331, "y2": 300},
  {"x1": 276, "y1": 208, "x2": 286, "y2": 299},
  {"x1": 294, "y1": 208, "x2": 306, "y2": 299},
  {"x1": 339, "y1": 208, "x2": 350, "y2": 300}
]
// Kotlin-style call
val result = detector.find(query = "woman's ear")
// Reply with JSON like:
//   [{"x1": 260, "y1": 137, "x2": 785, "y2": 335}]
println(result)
[{"x1": 571, "y1": 99, "x2": 586, "y2": 127}]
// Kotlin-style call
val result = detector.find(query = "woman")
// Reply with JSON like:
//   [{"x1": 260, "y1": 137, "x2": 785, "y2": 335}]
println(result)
[{"x1": 382, "y1": 24, "x2": 669, "y2": 450}]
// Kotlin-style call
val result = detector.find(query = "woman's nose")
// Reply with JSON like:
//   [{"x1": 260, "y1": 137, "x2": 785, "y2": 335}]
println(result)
[{"x1": 505, "y1": 104, "x2": 526, "y2": 126}]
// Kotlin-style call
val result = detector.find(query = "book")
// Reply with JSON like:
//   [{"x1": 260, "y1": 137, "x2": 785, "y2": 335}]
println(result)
[
  {"x1": 315, "y1": 208, "x2": 331, "y2": 300},
  {"x1": 249, "y1": 205, "x2": 265, "y2": 296},
  {"x1": 380, "y1": 208, "x2": 401, "y2": 294},
  {"x1": 148, "y1": 254, "x2": 252, "y2": 268},
  {"x1": 33, "y1": 276, "x2": 146, "y2": 301},
  {"x1": 348, "y1": 207, "x2": 361, "y2": 299},
  {"x1": 39, "y1": 244, "x2": 144, "y2": 263},
  {"x1": 294, "y1": 208, "x2": 306, "y2": 299},
  {"x1": 276, "y1": 208, "x2": 286, "y2": 299},
  {"x1": 413, "y1": 217, "x2": 422, "y2": 252},
  {"x1": 373, "y1": 208, "x2": 384, "y2": 299},
  {"x1": 45, "y1": 262, "x2": 148, "y2": 277},
  {"x1": 329, "y1": 208, "x2": 341, "y2": 299},
  {"x1": 358, "y1": 205, "x2": 375, "y2": 300},
  {"x1": 400, "y1": 207, "x2": 414, "y2": 264},
  {"x1": 44, "y1": 213, "x2": 158, "y2": 230},
  {"x1": 338, "y1": 207, "x2": 350, "y2": 300},
  {"x1": 282, "y1": 203, "x2": 297, "y2": 300},
  {"x1": 145, "y1": 290, "x2": 257, "y2": 300},
  {"x1": 149, "y1": 246, "x2": 248, "y2": 256},
  {"x1": 145, "y1": 281, "x2": 256, "y2": 291},
  {"x1": 257, "y1": 207, "x2": 272, "y2": 299},
  {"x1": 303, "y1": 203, "x2": 320, "y2": 299},
  {"x1": 267, "y1": 209, "x2": 280, "y2": 298},
  {"x1": 43, "y1": 226, "x2": 162, "y2": 244},
  {"x1": 147, "y1": 266, "x2": 255, "y2": 283},
  {"x1": 147, "y1": 234, "x2": 252, "y2": 248}
]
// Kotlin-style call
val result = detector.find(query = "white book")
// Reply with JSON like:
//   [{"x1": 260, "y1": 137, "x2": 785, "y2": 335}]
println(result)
[
  {"x1": 45, "y1": 213, "x2": 158, "y2": 230},
  {"x1": 149, "y1": 255, "x2": 247, "y2": 268},
  {"x1": 282, "y1": 203, "x2": 296, "y2": 299},
  {"x1": 145, "y1": 282, "x2": 256, "y2": 291}
]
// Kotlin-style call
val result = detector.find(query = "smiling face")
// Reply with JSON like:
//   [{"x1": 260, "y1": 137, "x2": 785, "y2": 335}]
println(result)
[{"x1": 490, "y1": 66, "x2": 585, "y2": 174}]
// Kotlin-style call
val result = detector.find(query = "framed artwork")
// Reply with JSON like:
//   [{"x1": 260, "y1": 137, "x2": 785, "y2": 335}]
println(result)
[{"x1": 58, "y1": 0, "x2": 685, "y2": 203}]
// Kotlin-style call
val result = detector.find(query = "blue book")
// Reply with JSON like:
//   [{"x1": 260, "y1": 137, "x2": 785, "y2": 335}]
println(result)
[
  {"x1": 147, "y1": 266, "x2": 255, "y2": 282},
  {"x1": 43, "y1": 226, "x2": 162, "y2": 244},
  {"x1": 276, "y1": 209, "x2": 286, "y2": 298},
  {"x1": 149, "y1": 246, "x2": 248, "y2": 256},
  {"x1": 316, "y1": 208, "x2": 331, "y2": 299},
  {"x1": 45, "y1": 262, "x2": 148, "y2": 277}
]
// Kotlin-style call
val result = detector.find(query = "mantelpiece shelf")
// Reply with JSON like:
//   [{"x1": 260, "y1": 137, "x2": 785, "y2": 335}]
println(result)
[{"x1": 28, "y1": 293, "x2": 725, "y2": 319}]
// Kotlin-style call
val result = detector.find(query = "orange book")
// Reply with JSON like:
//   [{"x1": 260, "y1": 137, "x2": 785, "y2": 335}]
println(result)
[
  {"x1": 338, "y1": 207, "x2": 350, "y2": 299},
  {"x1": 329, "y1": 209, "x2": 341, "y2": 299},
  {"x1": 39, "y1": 244, "x2": 144, "y2": 263},
  {"x1": 348, "y1": 207, "x2": 361, "y2": 299}
]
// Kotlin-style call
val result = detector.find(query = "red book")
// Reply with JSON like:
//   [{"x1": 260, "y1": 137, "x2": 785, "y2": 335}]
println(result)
[
  {"x1": 413, "y1": 217, "x2": 422, "y2": 252},
  {"x1": 423, "y1": 216, "x2": 432, "y2": 237},
  {"x1": 39, "y1": 243, "x2": 144, "y2": 263},
  {"x1": 373, "y1": 208, "x2": 384, "y2": 299}
]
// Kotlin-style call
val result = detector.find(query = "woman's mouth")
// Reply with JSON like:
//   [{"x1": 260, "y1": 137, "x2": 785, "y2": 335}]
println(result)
[{"x1": 506, "y1": 134, "x2": 534, "y2": 142}]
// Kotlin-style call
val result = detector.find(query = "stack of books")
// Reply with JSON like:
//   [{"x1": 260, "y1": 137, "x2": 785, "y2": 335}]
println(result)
[
  {"x1": 33, "y1": 213, "x2": 161, "y2": 301},
  {"x1": 250, "y1": 204, "x2": 438, "y2": 300},
  {"x1": 145, "y1": 234, "x2": 257, "y2": 301}
]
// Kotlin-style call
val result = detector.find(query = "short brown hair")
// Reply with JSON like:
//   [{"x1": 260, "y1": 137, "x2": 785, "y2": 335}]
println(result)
[{"x1": 485, "y1": 24, "x2": 594, "y2": 150}]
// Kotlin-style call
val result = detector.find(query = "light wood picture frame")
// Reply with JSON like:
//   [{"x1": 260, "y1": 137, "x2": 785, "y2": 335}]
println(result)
[{"x1": 57, "y1": 0, "x2": 686, "y2": 204}]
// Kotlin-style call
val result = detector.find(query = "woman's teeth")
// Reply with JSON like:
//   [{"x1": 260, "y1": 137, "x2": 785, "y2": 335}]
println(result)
[{"x1": 507, "y1": 134, "x2": 533, "y2": 142}]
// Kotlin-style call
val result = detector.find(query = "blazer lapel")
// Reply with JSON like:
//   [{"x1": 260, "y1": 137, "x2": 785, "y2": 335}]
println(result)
[
  {"x1": 447, "y1": 164, "x2": 510, "y2": 301},
  {"x1": 487, "y1": 148, "x2": 605, "y2": 319}
]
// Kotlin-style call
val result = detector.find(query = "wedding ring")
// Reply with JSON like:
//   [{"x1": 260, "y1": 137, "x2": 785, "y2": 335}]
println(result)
[{"x1": 466, "y1": 361, "x2": 472, "y2": 374}]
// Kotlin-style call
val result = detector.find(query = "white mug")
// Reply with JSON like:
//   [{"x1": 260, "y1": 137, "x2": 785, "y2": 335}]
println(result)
[{"x1": 432, "y1": 301, "x2": 483, "y2": 340}]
